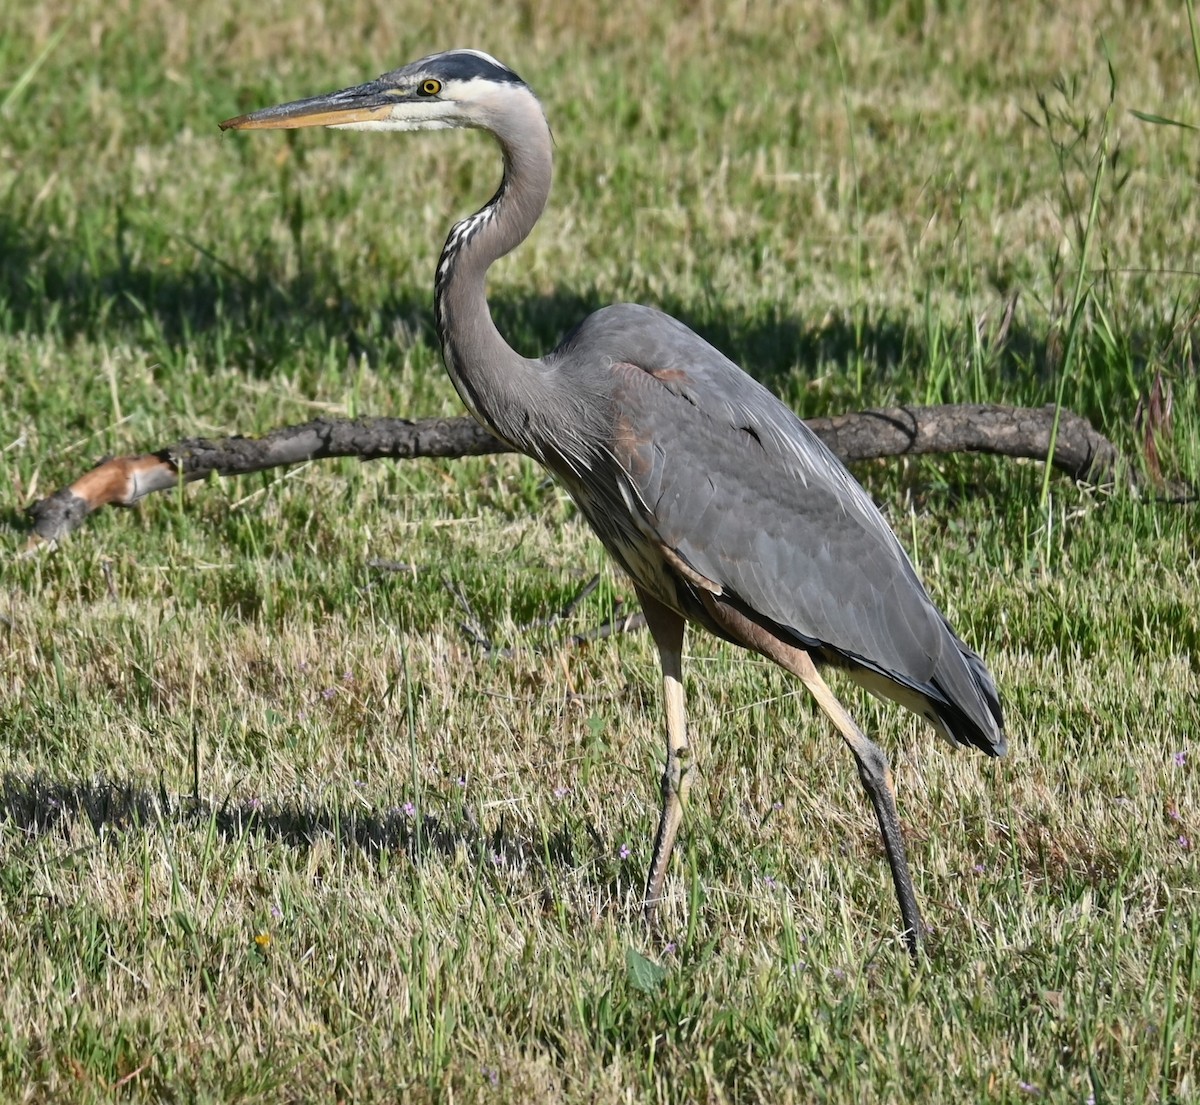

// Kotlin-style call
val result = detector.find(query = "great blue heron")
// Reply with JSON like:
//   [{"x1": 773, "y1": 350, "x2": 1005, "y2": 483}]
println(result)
[{"x1": 221, "y1": 49, "x2": 1006, "y2": 953}]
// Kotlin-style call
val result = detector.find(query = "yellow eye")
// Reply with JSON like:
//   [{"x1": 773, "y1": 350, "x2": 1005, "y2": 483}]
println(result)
[{"x1": 420, "y1": 79, "x2": 442, "y2": 96}]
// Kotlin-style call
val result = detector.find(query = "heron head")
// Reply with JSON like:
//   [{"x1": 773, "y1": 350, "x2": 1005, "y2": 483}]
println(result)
[{"x1": 219, "y1": 49, "x2": 535, "y2": 134}]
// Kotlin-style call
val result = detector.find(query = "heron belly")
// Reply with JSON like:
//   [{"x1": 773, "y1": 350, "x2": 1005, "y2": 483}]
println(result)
[{"x1": 556, "y1": 471, "x2": 684, "y2": 615}]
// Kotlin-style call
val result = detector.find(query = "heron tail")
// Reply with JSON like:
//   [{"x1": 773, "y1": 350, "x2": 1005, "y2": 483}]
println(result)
[{"x1": 929, "y1": 640, "x2": 1007, "y2": 758}]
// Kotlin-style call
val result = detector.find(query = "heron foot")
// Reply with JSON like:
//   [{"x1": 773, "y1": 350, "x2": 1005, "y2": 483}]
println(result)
[
  {"x1": 643, "y1": 742, "x2": 694, "y2": 924},
  {"x1": 851, "y1": 737, "x2": 925, "y2": 956}
]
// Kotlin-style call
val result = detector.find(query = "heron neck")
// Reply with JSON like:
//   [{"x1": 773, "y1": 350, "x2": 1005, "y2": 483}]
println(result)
[{"x1": 434, "y1": 118, "x2": 553, "y2": 448}]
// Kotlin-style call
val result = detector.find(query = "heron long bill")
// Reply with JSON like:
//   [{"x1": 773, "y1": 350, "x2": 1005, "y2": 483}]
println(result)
[{"x1": 220, "y1": 80, "x2": 398, "y2": 131}]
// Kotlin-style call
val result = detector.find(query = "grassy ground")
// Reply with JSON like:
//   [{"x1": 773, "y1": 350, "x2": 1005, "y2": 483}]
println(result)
[{"x1": 3, "y1": 0, "x2": 1200, "y2": 1100}]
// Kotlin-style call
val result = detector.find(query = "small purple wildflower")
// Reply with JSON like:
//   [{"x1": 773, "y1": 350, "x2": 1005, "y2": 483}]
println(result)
[
  {"x1": 1173, "y1": 750, "x2": 1187, "y2": 767},
  {"x1": 321, "y1": 687, "x2": 336, "y2": 700},
  {"x1": 270, "y1": 905, "x2": 282, "y2": 919},
  {"x1": 772, "y1": 800, "x2": 783, "y2": 812},
  {"x1": 455, "y1": 775, "x2": 467, "y2": 788},
  {"x1": 492, "y1": 852, "x2": 504, "y2": 867},
  {"x1": 763, "y1": 875, "x2": 779, "y2": 890},
  {"x1": 1017, "y1": 1081, "x2": 1041, "y2": 1096},
  {"x1": 342, "y1": 670, "x2": 354, "y2": 683},
  {"x1": 1168, "y1": 807, "x2": 1181, "y2": 822},
  {"x1": 1179, "y1": 835, "x2": 1192, "y2": 850},
  {"x1": 403, "y1": 802, "x2": 416, "y2": 818},
  {"x1": 297, "y1": 661, "x2": 309, "y2": 673},
  {"x1": 973, "y1": 864, "x2": 986, "y2": 875},
  {"x1": 663, "y1": 941, "x2": 677, "y2": 956},
  {"x1": 481, "y1": 1066, "x2": 499, "y2": 1087},
  {"x1": 246, "y1": 797, "x2": 263, "y2": 812},
  {"x1": 619, "y1": 843, "x2": 632, "y2": 860},
  {"x1": 553, "y1": 785, "x2": 571, "y2": 800}
]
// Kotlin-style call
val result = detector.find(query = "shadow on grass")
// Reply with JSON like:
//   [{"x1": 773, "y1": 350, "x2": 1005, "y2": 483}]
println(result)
[
  {"x1": 0, "y1": 771, "x2": 611, "y2": 890},
  {"x1": 0, "y1": 210, "x2": 1058, "y2": 403}
]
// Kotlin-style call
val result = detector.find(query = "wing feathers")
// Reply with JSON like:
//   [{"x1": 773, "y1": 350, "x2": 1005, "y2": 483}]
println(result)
[{"x1": 551, "y1": 304, "x2": 1005, "y2": 754}]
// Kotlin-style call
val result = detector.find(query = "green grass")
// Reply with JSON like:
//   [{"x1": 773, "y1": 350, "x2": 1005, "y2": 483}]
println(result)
[{"x1": 3, "y1": 0, "x2": 1200, "y2": 1100}]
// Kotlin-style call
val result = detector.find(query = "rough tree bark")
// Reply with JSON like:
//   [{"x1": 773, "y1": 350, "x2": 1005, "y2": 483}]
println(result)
[{"x1": 25, "y1": 403, "x2": 1141, "y2": 546}]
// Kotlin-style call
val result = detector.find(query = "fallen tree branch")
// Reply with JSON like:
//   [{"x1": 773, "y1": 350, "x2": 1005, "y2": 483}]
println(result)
[
  {"x1": 27, "y1": 415, "x2": 502, "y2": 545},
  {"x1": 25, "y1": 403, "x2": 1146, "y2": 545}
]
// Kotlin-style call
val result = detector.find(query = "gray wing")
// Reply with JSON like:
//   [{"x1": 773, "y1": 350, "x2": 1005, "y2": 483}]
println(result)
[{"x1": 551, "y1": 303, "x2": 1004, "y2": 753}]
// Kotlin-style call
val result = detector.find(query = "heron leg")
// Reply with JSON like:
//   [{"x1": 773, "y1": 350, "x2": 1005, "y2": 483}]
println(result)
[
  {"x1": 791, "y1": 657, "x2": 925, "y2": 955},
  {"x1": 637, "y1": 590, "x2": 691, "y2": 926},
  {"x1": 690, "y1": 591, "x2": 924, "y2": 954}
]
